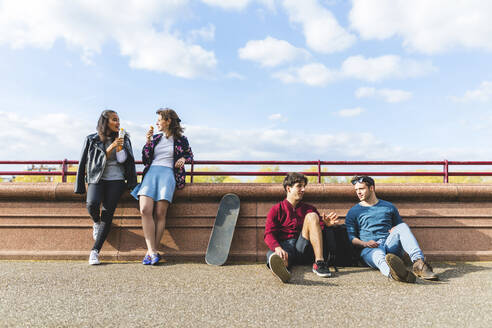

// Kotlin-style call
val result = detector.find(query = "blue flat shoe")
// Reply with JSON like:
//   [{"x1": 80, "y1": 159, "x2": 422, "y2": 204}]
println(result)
[
  {"x1": 142, "y1": 254, "x2": 151, "y2": 265},
  {"x1": 150, "y1": 253, "x2": 160, "y2": 265}
]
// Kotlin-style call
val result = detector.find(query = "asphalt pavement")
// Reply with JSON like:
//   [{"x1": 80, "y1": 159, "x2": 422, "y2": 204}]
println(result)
[{"x1": 1, "y1": 261, "x2": 491, "y2": 327}]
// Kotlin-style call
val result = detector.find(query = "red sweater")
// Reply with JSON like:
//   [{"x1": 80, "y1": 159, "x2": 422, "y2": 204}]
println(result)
[{"x1": 264, "y1": 199, "x2": 324, "y2": 251}]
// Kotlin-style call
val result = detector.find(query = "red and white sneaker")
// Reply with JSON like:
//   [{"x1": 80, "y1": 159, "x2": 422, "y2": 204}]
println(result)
[{"x1": 313, "y1": 261, "x2": 332, "y2": 277}]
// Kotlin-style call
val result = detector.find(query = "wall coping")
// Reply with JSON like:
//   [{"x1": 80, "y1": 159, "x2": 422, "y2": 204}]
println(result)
[{"x1": 2, "y1": 182, "x2": 492, "y2": 202}]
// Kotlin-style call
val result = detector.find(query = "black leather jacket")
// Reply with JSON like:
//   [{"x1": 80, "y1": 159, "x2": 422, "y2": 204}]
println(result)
[{"x1": 74, "y1": 133, "x2": 137, "y2": 194}]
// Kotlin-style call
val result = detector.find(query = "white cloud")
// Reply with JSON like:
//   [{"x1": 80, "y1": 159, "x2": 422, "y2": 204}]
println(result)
[
  {"x1": 1, "y1": 111, "x2": 489, "y2": 165},
  {"x1": 189, "y1": 24, "x2": 215, "y2": 42},
  {"x1": 272, "y1": 63, "x2": 337, "y2": 86},
  {"x1": 350, "y1": 0, "x2": 492, "y2": 54},
  {"x1": 0, "y1": 110, "x2": 389, "y2": 161},
  {"x1": 185, "y1": 124, "x2": 395, "y2": 160},
  {"x1": 336, "y1": 107, "x2": 364, "y2": 117},
  {"x1": 188, "y1": 122, "x2": 492, "y2": 161},
  {"x1": 0, "y1": 111, "x2": 91, "y2": 161},
  {"x1": 355, "y1": 87, "x2": 412, "y2": 103},
  {"x1": 0, "y1": 110, "x2": 153, "y2": 162},
  {"x1": 355, "y1": 87, "x2": 376, "y2": 98},
  {"x1": 118, "y1": 31, "x2": 217, "y2": 78},
  {"x1": 375, "y1": 89, "x2": 412, "y2": 103},
  {"x1": 0, "y1": 0, "x2": 217, "y2": 78},
  {"x1": 452, "y1": 81, "x2": 492, "y2": 102},
  {"x1": 200, "y1": 0, "x2": 276, "y2": 11},
  {"x1": 341, "y1": 55, "x2": 436, "y2": 82},
  {"x1": 268, "y1": 113, "x2": 287, "y2": 122},
  {"x1": 272, "y1": 55, "x2": 433, "y2": 86},
  {"x1": 238, "y1": 37, "x2": 310, "y2": 67},
  {"x1": 281, "y1": 0, "x2": 356, "y2": 53},
  {"x1": 200, "y1": 0, "x2": 252, "y2": 11}
]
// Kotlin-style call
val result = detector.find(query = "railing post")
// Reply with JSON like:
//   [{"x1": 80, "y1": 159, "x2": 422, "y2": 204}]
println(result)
[
  {"x1": 61, "y1": 158, "x2": 68, "y2": 183},
  {"x1": 190, "y1": 159, "x2": 194, "y2": 183},
  {"x1": 443, "y1": 160, "x2": 449, "y2": 183},
  {"x1": 317, "y1": 160, "x2": 321, "y2": 183}
]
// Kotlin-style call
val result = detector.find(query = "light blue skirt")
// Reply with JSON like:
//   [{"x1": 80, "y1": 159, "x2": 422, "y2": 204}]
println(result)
[{"x1": 131, "y1": 165, "x2": 176, "y2": 203}]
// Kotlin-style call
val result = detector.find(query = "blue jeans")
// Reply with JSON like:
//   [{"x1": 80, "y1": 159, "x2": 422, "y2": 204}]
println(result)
[{"x1": 360, "y1": 223, "x2": 424, "y2": 277}]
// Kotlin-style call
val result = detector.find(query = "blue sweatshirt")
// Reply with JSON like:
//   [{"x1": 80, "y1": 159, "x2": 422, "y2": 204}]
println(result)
[{"x1": 345, "y1": 199, "x2": 403, "y2": 242}]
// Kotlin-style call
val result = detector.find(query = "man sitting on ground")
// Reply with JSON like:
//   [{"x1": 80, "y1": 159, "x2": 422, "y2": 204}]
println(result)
[
  {"x1": 345, "y1": 175, "x2": 438, "y2": 283},
  {"x1": 264, "y1": 172, "x2": 339, "y2": 283}
]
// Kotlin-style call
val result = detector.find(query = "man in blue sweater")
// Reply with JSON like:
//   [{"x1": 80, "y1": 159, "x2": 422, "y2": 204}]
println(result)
[{"x1": 345, "y1": 176, "x2": 438, "y2": 282}]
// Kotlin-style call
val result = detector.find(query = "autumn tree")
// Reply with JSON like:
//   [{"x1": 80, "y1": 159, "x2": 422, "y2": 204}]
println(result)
[
  {"x1": 304, "y1": 166, "x2": 351, "y2": 184},
  {"x1": 378, "y1": 170, "x2": 492, "y2": 184},
  {"x1": 12, "y1": 164, "x2": 77, "y2": 183},
  {"x1": 185, "y1": 166, "x2": 241, "y2": 183},
  {"x1": 252, "y1": 166, "x2": 284, "y2": 183}
]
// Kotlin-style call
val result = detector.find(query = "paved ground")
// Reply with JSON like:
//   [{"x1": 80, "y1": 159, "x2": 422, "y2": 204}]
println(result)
[{"x1": 1, "y1": 261, "x2": 491, "y2": 327}]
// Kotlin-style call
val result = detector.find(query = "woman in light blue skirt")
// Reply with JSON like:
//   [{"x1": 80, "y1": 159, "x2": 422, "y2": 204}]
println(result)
[
  {"x1": 132, "y1": 166, "x2": 175, "y2": 203},
  {"x1": 131, "y1": 108, "x2": 193, "y2": 265}
]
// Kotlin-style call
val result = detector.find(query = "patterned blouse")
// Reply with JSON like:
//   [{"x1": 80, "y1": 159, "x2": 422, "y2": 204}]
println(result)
[{"x1": 141, "y1": 134, "x2": 194, "y2": 189}]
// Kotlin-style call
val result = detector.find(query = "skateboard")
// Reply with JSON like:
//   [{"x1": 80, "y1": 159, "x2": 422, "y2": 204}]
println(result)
[{"x1": 205, "y1": 193, "x2": 240, "y2": 266}]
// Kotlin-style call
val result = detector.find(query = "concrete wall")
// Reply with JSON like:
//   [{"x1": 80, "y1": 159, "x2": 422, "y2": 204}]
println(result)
[{"x1": 0, "y1": 183, "x2": 491, "y2": 262}]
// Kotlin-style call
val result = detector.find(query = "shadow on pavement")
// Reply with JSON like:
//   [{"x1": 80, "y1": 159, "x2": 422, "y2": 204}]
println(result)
[
  {"x1": 434, "y1": 262, "x2": 492, "y2": 282},
  {"x1": 287, "y1": 266, "x2": 373, "y2": 286},
  {"x1": 332, "y1": 266, "x2": 372, "y2": 276}
]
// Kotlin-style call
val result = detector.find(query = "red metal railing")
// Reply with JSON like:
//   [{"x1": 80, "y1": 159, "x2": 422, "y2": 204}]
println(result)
[{"x1": 2, "y1": 160, "x2": 492, "y2": 183}]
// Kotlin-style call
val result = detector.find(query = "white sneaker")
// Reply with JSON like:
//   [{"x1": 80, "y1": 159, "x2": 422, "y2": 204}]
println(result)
[
  {"x1": 93, "y1": 222, "x2": 101, "y2": 241},
  {"x1": 89, "y1": 250, "x2": 100, "y2": 265}
]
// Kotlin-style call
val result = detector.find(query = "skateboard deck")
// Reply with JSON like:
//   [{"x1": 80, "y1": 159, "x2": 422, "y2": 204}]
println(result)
[{"x1": 205, "y1": 193, "x2": 240, "y2": 266}]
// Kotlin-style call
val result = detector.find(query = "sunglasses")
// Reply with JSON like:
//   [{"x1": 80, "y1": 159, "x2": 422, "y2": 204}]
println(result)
[{"x1": 351, "y1": 176, "x2": 374, "y2": 186}]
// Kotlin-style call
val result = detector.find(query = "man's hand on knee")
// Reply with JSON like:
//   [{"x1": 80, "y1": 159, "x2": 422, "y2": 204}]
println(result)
[
  {"x1": 275, "y1": 247, "x2": 289, "y2": 265},
  {"x1": 364, "y1": 240, "x2": 379, "y2": 248}
]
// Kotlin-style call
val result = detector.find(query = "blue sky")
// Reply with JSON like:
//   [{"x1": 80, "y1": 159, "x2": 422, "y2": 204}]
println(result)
[{"x1": 1, "y1": 0, "x2": 492, "y2": 165}]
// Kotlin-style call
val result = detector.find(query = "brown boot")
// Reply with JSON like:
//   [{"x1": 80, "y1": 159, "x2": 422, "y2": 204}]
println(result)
[
  {"x1": 268, "y1": 254, "x2": 291, "y2": 283},
  {"x1": 385, "y1": 254, "x2": 416, "y2": 283},
  {"x1": 413, "y1": 259, "x2": 439, "y2": 281},
  {"x1": 401, "y1": 252, "x2": 413, "y2": 268}
]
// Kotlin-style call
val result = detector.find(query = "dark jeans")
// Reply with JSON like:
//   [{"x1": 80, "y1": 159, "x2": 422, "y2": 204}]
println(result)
[
  {"x1": 86, "y1": 180, "x2": 126, "y2": 252},
  {"x1": 266, "y1": 235, "x2": 314, "y2": 268}
]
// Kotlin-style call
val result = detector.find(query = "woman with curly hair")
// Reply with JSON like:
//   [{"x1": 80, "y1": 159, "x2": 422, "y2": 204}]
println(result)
[{"x1": 131, "y1": 108, "x2": 193, "y2": 265}]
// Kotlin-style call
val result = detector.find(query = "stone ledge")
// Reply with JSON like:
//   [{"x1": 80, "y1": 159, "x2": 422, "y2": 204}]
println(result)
[
  {"x1": 2, "y1": 182, "x2": 492, "y2": 201},
  {"x1": 0, "y1": 183, "x2": 491, "y2": 261}
]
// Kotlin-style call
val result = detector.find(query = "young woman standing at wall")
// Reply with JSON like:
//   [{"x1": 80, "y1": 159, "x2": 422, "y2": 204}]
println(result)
[
  {"x1": 75, "y1": 110, "x2": 137, "y2": 265},
  {"x1": 131, "y1": 108, "x2": 193, "y2": 265}
]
